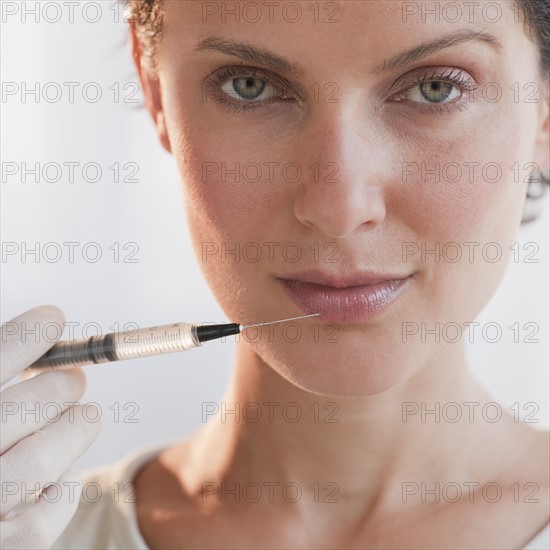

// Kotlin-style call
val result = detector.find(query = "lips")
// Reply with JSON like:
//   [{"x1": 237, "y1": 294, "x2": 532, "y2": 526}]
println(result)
[{"x1": 277, "y1": 271, "x2": 413, "y2": 323}]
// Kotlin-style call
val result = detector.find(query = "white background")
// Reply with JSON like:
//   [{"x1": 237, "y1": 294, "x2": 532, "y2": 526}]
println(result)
[{"x1": 1, "y1": 1, "x2": 548, "y2": 470}]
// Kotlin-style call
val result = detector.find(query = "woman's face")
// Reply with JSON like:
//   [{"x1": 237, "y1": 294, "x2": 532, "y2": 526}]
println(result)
[{"x1": 142, "y1": 0, "x2": 549, "y2": 396}]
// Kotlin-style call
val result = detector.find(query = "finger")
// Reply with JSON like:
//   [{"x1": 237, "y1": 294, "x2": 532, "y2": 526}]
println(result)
[
  {"x1": 0, "y1": 306, "x2": 65, "y2": 386},
  {"x1": 0, "y1": 368, "x2": 86, "y2": 454},
  {"x1": 1, "y1": 469, "x2": 83, "y2": 550},
  {"x1": 0, "y1": 404, "x2": 102, "y2": 517}
]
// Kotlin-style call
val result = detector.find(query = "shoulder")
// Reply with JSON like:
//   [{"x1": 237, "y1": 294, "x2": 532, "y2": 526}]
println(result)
[{"x1": 52, "y1": 440, "x2": 175, "y2": 550}]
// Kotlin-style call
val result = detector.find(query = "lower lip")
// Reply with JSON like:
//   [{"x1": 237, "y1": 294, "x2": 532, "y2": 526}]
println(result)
[{"x1": 279, "y1": 277, "x2": 413, "y2": 323}]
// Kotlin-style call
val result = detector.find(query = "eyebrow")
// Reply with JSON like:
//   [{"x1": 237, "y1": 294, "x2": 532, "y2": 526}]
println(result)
[
  {"x1": 376, "y1": 30, "x2": 502, "y2": 73},
  {"x1": 194, "y1": 30, "x2": 502, "y2": 78},
  {"x1": 194, "y1": 37, "x2": 305, "y2": 77}
]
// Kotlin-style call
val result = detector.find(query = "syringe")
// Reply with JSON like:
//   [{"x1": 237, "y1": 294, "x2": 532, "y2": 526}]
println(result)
[{"x1": 25, "y1": 313, "x2": 320, "y2": 373}]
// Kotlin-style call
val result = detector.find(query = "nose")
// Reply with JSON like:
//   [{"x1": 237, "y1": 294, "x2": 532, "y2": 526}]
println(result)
[{"x1": 293, "y1": 104, "x2": 388, "y2": 239}]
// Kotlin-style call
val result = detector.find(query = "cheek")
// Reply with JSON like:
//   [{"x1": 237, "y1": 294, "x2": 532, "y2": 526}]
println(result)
[
  {"x1": 167, "y1": 115, "x2": 291, "y2": 321},
  {"x1": 393, "y1": 84, "x2": 540, "y2": 243},
  {"x1": 168, "y1": 105, "x2": 283, "y2": 234},
  {"x1": 180, "y1": 138, "x2": 285, "y2": 251},
  {"x1": 390, "y1": 103, "x2": 537, "y2": 323}
]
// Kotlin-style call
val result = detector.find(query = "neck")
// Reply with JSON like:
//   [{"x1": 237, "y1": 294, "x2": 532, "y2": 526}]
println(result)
[{"x1": 184, "y1": 342, "x2": 531, "y2": 530}]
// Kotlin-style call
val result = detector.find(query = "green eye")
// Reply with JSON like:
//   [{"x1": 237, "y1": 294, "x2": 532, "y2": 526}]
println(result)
[
  {"x1": 222, "y1": 77, "x2": 274, "y2": 101},
  {"x1": 409, "y1": 81, "x2": 460, "y2": 103}
]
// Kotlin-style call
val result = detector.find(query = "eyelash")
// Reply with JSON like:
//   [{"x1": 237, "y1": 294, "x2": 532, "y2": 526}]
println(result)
[{"x1": 205, "y1": 65, "x2": 479, "y2": 115}]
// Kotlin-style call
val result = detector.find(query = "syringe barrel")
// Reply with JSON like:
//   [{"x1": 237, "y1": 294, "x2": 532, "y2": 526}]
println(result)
[{"x1": 26, "y1": 323, "x2": 201, "y2": 373}]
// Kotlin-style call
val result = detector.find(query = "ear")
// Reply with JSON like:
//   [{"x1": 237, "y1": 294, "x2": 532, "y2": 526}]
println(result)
[
  {"x1": 129, "y1": 21, "x2": 172, "y2": 154},
  {"x1": 533, "y1": 93, "x2": 550, "y2": 176}
]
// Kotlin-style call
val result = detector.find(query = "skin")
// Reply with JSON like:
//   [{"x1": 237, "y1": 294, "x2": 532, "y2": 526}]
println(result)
[{"x1": 129, "y1": 1, "x2": 549, "y2": 548}]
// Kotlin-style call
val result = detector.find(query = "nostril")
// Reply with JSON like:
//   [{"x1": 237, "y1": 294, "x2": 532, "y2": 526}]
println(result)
[{"x1": 293, "y1": 183, "x2": 386, "y2": 238}]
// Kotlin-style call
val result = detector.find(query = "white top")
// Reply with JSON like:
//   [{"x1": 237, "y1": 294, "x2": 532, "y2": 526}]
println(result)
[{"x1": 53, "y1": 440, "x2": 550, "y2": 549}]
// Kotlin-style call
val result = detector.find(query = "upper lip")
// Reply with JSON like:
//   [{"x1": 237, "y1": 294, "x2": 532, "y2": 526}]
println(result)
[{"x1": 277, "y1": 270, "x2": 412, "y2": 289}]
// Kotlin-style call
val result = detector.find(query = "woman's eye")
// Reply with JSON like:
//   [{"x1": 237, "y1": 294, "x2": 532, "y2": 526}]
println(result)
[
  {"x1": 221, "y1": 77, "x2": 281, "y2": 102},
  {"x1": 405, "y1": 80, "x2": 461, "y2": 104}
]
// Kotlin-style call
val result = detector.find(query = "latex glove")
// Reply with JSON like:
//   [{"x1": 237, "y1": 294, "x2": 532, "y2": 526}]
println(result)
[{"x1": 1, "y1": 306, "x2": 102, "y2": 549}]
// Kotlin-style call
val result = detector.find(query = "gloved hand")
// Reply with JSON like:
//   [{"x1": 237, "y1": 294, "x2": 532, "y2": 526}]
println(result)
[{"x1": 1, "y1": 306, "x2": 102, "y2": 549}]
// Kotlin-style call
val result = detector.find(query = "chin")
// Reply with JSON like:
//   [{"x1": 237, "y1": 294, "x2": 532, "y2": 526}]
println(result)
[{"x1": 250, "y1": 333, "x2": 422, "y2": 398}]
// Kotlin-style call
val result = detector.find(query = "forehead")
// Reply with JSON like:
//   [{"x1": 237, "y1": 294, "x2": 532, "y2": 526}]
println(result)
[
  {"x1": 158, "y1": 0, "x2": 536, "y2": 85},
  {"x1": 161, "y1": 0, "x2": 520, "y2": 48}
]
